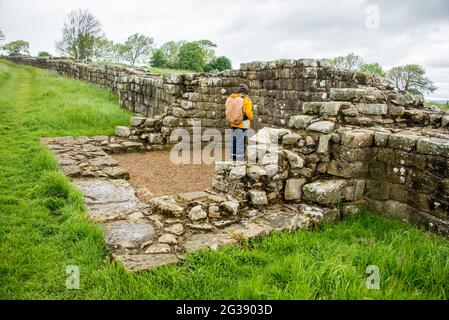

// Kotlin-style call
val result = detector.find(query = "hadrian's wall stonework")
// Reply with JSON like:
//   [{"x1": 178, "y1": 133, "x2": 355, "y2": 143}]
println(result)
[{"x1": 3, "y1": 55, "x2": 449, "y2": 270}]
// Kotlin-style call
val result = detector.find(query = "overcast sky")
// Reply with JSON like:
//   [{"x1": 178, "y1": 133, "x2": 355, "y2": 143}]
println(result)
[{"x1": 1, "y1": 0, "x2": 448, "y2": 99}]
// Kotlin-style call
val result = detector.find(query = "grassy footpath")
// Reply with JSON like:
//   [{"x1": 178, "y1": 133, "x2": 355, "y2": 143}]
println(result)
[{"x1": 0, "y1": 60, "x2": 448, "y2": 300}]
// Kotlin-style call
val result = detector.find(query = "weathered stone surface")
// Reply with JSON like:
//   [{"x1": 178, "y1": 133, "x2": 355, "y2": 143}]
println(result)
[
  {"x1": 61, "y1": 165, "x2": 82, "y2": 177},
  {"x1": 282, "y1": 150, "x2": 305, "y2": 169},
  {"x1": 184, "y1": 233, "x2": 237, "y2": 252},
  {"x1": 302, "y1": 102, "x2": 322, "y2": 114},
  {"x1": 103, "y1": 221, "x2": 155, "y2": 250},
  {"x1": 159, "y1": 233, "x2": 178, "y2": 245},
  {"x1": 229, "y1": 164, "x2": 246, "y2": 180},
  {"x1": 149, "y1": 196, "x2": 185, "y2": 217},
  {"x1": 262, "y1": 210, "x2": 310, "y2": 231},
  {"x1": 145, "y1": 244, "x2": 171, "y2": 254},
  {"x1": 224, "y1": 220, "x2": 273, "y2": 239},
  {"x1": 388, "y1": 133, "x2": 420, "y2": 151},
  {"x1": 306, "y1": 121, "x2": 335, "y2": 134},
  {"x1": 131, "y1": 116, "x2": 146, "y2": 127},
  {"x1": 176, "y1": 191, "x2": 210, "y2": 204},
  {"x1": 442, "y1": 115, "x2": 449, "y2": 127},
  {"x1": 115, "y1": 126, "x2": 131, "y2": 138},
  {"x1": 303, "y1": 180, "x2": 347, "y2": 205},
  {"x1": 165, "y1": 223, "x2": 185, "y2": 236},
  {"x1": 74, "y1": 179, "x2": 146, "y2": 222},
  {"x1": 188, "y1": 205, "x2": 208, "y2": 221},
  {"x1": 89, "y1": 156, "x2": 118, "y2": 167},
  {"x1": 327, "y1": 160, "x2": 369, "y2": 178},
  {"x1": 102, "y1": 166, "x2": 129, "y2": 179},
  {"x1": 284, "y1": 178, "x2": 307, "y2": 201},
  {"x1": 289, "y1": 115, "x2": 314, "y2": 129},
  {"x1": 359, "y1": 104, "x2": 388, "y2": 115},
  {"x1": 317, "y1": 134, "x2": 332, "y2": 154},
  {"x1": 114, "y1": 254, "x2": 179, "y2": 272},
  {"x1": 383, "y1": 200, "x2": 416, "y2": 220},
  {"x1": 220, "y1": 200, "x2": 239, "y2": 215},
  {"x1": 247, "y1": 165, "x2": 267, "y2": 181},
  {"x1": 148, "y1": 133, "x2": 164, "y2": 144},
  {"x1": 374, "y1": 131, "x2": 391, "y2": 147},
  {"x1": 282, "y1": 133, "x2": 301, "y2": 145},
  {"x1": 249, "y1": 190, "x2": 268, "y2": 206},
  {"x1": 320, "y1": 102, "x2": 341, "y2": 116},
  {"x1": 341, "y1": 129, "x2": 374, "y2": 148},
  {"x1": 417, "y1": 137, "x2": 449, "y2": 157}
]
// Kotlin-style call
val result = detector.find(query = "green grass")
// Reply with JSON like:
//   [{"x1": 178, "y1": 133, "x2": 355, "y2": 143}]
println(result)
[
  {"x1": 425, "y1": 101, "x2": 449, "y2": 111},
  {"x1": 149, "y1": 67, "x2": 194, "y2": 75},
  {"x1": 0, "y1": 60, "x2": 448, "y2": 300}
]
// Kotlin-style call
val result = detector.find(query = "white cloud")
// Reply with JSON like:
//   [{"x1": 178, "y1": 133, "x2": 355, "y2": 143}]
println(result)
[{"x1": 0, "y1": 0, "x2": 448, "y2": 99}]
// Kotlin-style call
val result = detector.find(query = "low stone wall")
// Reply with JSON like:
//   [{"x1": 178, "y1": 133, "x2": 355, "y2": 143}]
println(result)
[
  {"x1": 3, "y1": 55, "x2": 435, "y2": 133},
  {"x1": 210, "y1": 125, "x2": 449, "y2": 236}
]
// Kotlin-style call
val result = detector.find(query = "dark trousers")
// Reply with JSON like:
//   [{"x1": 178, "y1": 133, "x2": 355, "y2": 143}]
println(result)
[{"x1": 231, "y1": 128, "x2": 247, "y2": 161}]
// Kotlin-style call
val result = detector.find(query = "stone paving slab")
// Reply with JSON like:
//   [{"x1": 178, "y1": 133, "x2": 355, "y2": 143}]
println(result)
[{"x1": 74, "y1": 179, "x2": 147, "y2": 222}]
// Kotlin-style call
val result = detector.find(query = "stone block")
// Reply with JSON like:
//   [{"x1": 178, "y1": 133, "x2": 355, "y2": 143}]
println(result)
[
  {"x1": 317, "y1": 134, "x2": 332, "y2": 154},
  {"x1": 306, "y1": 121, "x2": 336, "y2": 134},
  {"x1": 417, "y1": 137, "x2": 449, "y2": 157},
  {"x1": 229, "y1": 164, "x2": 247, "y2": 180},
  {"x1": 115, "y1": 126, "x2": 131, "y2": 138},
  {"x1": 289, "y1": 115, "x2": 314, "y2": 129},
  {"x1": 328, "y1": 160, "x2": 369, "y2": 178},
  {"x1": 249, "y1": 190, "x2": 268, "y2": 206},
  {"x1": 303, "y1": 180, "x2": 347, "y2": 205},
  {"x1": 388, "y1": 133, "x2": 420, "y2": 151},
  {"x1": 341, "y1": 129, "x2": 374, "y2": 148},
  {"x1": 359, "y1": 103, "x2": 388, "y2": 115},
  {"x1": 374, "y1": 131, "x2": 391, "y2": 147},
  {"x1": 282, "y1": 133, "x2": 302, "y2": 145},
  {"x1": 366, "y1": 180, "x2": 390, "y2": 200},
  {"x1": 320, "y1": 102, "x2": 341, "y2": 116},
  {"x1": 284, "y1": 178, "x2": 307, "y2": 201}
]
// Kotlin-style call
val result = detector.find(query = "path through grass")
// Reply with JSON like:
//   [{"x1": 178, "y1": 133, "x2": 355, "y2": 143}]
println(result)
[{"x1": 0, "y1": 60, "x2": 448, "y2": 300}]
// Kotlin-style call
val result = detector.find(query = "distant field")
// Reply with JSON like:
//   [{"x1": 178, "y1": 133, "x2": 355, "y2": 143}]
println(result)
[{"x1": 425, "y1": 101, "x2": 449, "y2": 111}]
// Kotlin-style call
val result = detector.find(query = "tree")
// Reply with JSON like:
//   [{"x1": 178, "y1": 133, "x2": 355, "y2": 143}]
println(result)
[
  {"x1": 388, "y1": 64, "x2": 437, "y2": 95},
  {"x1": 150, "y1": 48, "x2": 168, "y2": 68},
  {"x1": 55, "y1": 9, "x2": 103, "y2": 61},
  {"x1": 360, "y1": 63, "x2": 386, "y2": 77},
  {"x1": 1, "y1": 40, "x2": 29, "y2": 55},
  {"x1": 160, "y1": 40, "x2": 185, "y2": 68},
  {"x1": 204, "y1": 56, "x2": 232, "y2": 72},
  {"x1": 177, "y1": 42, "x2": 205, "y2": 72},
  {"x1": 120, "y1": 33, "x2": 154, "y2": 66},
  {"x1": 38, "y1": 51, "x2": 51, "y2": 57},
  {"x1": 92, "y1": 37, "x2": 123, "y2": 63},
  {"x1": 0, "y1": 29, "x2": 4, "y2": 42},
  {"x1": 331, "y1": 53, "x2": 364, "y2": 71},
  {"x1": 194, "y1": 39, "x2": 217, "y2": 64}
]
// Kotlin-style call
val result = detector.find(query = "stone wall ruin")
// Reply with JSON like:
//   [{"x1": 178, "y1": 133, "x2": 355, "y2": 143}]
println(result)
[{"x1": 3, "y1": 55, "x2": 449, "y2": 271}]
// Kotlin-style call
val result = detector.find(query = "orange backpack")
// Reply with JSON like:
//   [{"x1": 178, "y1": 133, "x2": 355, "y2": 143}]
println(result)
[{"x1": 225, "y1": 96, "x2": 245, "y2": 126}]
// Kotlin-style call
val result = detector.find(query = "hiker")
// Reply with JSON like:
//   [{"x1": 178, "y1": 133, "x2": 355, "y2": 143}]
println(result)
[{"x1": 225, "y1": 84, "x2": 253, "y2": 161}]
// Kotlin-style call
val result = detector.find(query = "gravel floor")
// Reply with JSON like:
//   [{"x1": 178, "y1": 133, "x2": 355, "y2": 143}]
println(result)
[{"x1": 113, "y1": 149, "x2": 221, "y2": 203}]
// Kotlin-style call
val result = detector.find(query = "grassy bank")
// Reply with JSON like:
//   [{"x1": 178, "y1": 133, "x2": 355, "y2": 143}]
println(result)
[{"x1": 0, "y1": 60, "x2": 448, "y2": 300}]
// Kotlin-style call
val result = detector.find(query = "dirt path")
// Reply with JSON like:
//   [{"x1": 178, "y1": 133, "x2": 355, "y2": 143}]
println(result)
[{"x1": 113, "y1": 149, "x2": 216, "y2": 202}]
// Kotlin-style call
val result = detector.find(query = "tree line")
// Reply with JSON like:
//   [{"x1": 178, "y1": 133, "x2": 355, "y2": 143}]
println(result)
[
  {"x1": 54, "y1": 9, "x2": 232, "y2": 72},
  {"x1": 0, "y1": 10, "x2": 437, "y2": 95},
  {"x1": 330, "y1": 53, "x2": 437, "y2": 96}
]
